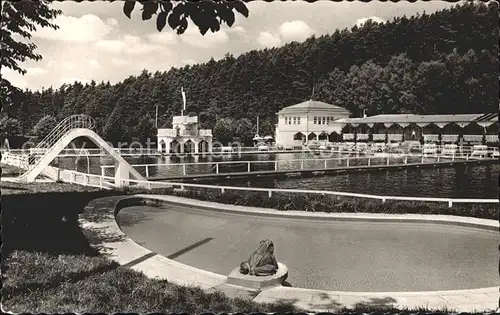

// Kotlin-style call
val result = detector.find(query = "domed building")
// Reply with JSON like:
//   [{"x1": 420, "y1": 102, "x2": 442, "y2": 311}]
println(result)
[{"x1": 275, "y1": 99, "x2": 351, "y2": 147}]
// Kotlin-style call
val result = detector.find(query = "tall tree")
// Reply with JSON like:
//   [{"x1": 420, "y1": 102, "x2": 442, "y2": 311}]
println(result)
[{"x1": 32, "y1": 115, "x2": 58, "y2": 142}]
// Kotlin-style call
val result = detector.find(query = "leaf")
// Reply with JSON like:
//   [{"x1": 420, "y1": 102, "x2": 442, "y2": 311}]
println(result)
[
  {"x1": 156, "y1": 11, "x2": 167, "y2": 31},
  {"x1": 178, "y1": 18, "x2": 188, "y2": 34},
  {"x1": 123, "y1": 1, "x2": 135, "y2": 19},
  {"x1": 160, "y1": 1, "x2": 173, "y2": 14},
  {"x1": 198, "y1": 23, "x2": 210, "y2": 36},
  {"x1": 231, "y1": 1, "x2": 249, "y2": 18},
  {"x1": 209, "y1": 18, "x2": 220, "y2": 33},
  {"x1": 167, "y1": 9, "x2": 181, "y2": 30},
  {"x1": 216, "y1": 3, "x2": 235, "y2": 27},
  {"x1": 142, "y1": 2, "x2": 159, "y2": 21}
]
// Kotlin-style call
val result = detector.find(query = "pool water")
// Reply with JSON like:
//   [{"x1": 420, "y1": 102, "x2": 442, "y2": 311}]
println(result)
[{"x1": 116, "y1": 204, "x2": 498, "y2": 292}]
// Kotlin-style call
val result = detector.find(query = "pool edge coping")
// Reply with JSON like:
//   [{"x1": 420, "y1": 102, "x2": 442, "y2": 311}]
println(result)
[{"x1": 81, "y1": 194, "x2": 499, "y2": 312}]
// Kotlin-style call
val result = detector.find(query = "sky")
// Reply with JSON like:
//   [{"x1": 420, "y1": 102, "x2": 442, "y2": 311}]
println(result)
[{"x1": 3, "y1": 0, "x2": 460, "y2": 91}]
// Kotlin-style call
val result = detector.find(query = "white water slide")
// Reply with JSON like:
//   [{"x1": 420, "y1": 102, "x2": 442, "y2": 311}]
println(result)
[{"x1": 15, "y1": 114, "x2": 145, "y2": 184}]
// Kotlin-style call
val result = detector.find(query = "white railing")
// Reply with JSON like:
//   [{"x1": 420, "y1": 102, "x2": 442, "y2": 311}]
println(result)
[
  {"x1": 34, "y1": 114, "x2": 95, "y2": 151},
  {"x1": 441, "y1": 134, "x2": 459, "y2": 143},
  {"x1": 372, "y1": 134, "x2": 386, "y2": 141},
  {"x1": 356, "y1": 133, "x2": 369, "y2": 140},
  {"x1": 180, "y1": 130, "x2": 198, "y2": 137},
  {"x1": 462, "y1": 134, "x2": 483, "y2": 142},
  {"x1": 387, "y1": 134, "x2": 403, "y2": 142},
  {"x1": 63, "y1": 169, "x2": 499, "y2": 209},
  {"x1": 199, "y1": 129, "x2": 212, "y2": 137},
  {"x1": 172, "y1": 116, "x2": 198, "y2": 124},
  {"x1": 17, "y1": 115, "x2": 95, "y2": 181},
  {"x1": 485, "y1": 135, "x2": 498, "y2": 143},
  {"x1": 1, "y1": 152, "x2": 29, "y2": 169},
  {"x1": 157, "y1": 129, "x2": 177, "y2": 137},
  {"x1": 424, "y1": 134, "x2": 439, "y2": 142},
  {"x1": 100, "y1": 151, "x2": 487, "y2": 178},
  {"x1": 343, "y1": 133, "x2": 355, "y2": 140}
]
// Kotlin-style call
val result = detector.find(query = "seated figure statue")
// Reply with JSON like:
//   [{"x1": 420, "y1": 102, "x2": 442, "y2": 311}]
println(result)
[{"x1": 240, "y1": 239, "x2": 279, "y2": 276}]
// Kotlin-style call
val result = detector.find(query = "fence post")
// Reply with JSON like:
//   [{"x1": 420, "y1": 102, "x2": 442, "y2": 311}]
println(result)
[
  {"x1": 248, "y1": 162, "x2": 251, "y2": 173},
  {"x1": 101, "y1": 166, "x2": 105, "y2": 177},
  {"x1": 216, "y1": 163, "x2": 220, "y2": 174},
  {"x1": 182, "y1": 164, "x2": 187, "y2": 176},
  {"x1": 404, "y1": 156, "x2": 408, "y2": 164},
  {"x1": 382, "y1": 198, "x2": 386, "y2": 204},
  {"x1": 324, "y1": 160, "x2": 327, "y2": 169},
  {"x1": 221, "y1": 187, "x2": 225, "y2": 194},
  {"x1": 300, "y1": 160, "x2": 304, "y2": 169},
  {"x1": 448, "y1": 200, "x2": 453, "y2": 208},
  {"x1": 145, "y1": 165, "x2": 149, "y2": 178},
  {"x1": 386, "y1": 156, "x2": 390, "y2": 166},
  {"x1": 346, "y1": 157, "x2": 349, "y2": 167},
  {"x1": 268, "y1": 190, "x2": 272, "y2": 198},
  {"x1": 367, "y1": 157, "x2": 371, "y2": 166},
  {"x1": 421, "y1": 155, "x2": 424, "y2": 163},
  {"x1": 275, "y1": 161, "x2": 278, "y2": 171}
]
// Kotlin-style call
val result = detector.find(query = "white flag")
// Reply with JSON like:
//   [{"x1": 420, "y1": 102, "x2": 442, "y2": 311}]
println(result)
[{"x1": 181, "y1": 87, "x2": 186, "y2": 111}]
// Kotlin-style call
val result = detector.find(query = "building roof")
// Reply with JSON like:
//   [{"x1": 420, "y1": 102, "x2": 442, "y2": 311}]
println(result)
[
  {"x1": 336, "y1": 113, "x2": 496, "y2": 125},
  {"x1": 278, "y1": 100, "x2": 350, "y2": 114}
]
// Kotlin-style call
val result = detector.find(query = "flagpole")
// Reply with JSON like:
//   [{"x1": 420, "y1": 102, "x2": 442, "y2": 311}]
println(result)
[
  {"x1": 155, "y1": 105, "x2": 158, "y2": 129},
  {"x1": 256, "y1": 116, "x2": 259, "y2": 136},
  {"x1": 181, "y1": 87, "x2": 186, "y2": 116}
]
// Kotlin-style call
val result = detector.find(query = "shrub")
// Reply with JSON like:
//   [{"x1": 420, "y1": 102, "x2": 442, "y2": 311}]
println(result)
[{"x1": 125, "y1": 187, "x2": 498, "y2": 220}]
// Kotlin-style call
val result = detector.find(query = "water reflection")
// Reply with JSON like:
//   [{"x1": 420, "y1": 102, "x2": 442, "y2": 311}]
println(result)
[{"x1": 55, "y1": 153, "x2": 499, "y2": 199}]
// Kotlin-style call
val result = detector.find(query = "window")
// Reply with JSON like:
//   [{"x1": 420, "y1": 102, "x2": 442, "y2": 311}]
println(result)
[
  {"x1": 293, "y1": 117, "x2": 297, "y2": 124},
  {"x1": 314, "y1": 117, "x2": 317, "y2": 124},
  {"x1": 297, "y1": 117, "x2": 301, "y2": 124},
  {"x1": 322, "y1": 117, "x2": 326, "y2": 125}
]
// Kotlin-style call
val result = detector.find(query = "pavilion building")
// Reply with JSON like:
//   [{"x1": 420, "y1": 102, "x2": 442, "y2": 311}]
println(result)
[
  {"x1": 275, "y1": 100, "x2": 351, "y2": 147},
  {"x1": 337, "y1": 113, "x2": 498, "y2": 145},
  {"x1": 274, "y1": 99, "x2": 498, "y2": 146},
  {"x1": 157, "y1": 115, "x2": 213, "y2": 154}
]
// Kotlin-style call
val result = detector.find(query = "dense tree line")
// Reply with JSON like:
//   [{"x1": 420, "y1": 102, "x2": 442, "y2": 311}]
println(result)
[{"x1": 4, "y1": 2, "x2": 497, "y2": 144}]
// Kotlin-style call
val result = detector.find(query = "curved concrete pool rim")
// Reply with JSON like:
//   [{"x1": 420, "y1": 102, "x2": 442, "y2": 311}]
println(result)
[{"x1": 82, "y1": 194, "x2": 499, "y2": 312}]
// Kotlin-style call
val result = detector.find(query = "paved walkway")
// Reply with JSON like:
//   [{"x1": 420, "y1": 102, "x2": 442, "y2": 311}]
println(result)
[{"x1": 81, "y1": 194, "x2": 499, "y2": 312}]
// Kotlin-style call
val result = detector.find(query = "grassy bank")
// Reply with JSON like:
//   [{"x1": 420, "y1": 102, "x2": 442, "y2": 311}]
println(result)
[
  {"x1": 1, "y1": 184, "x2": 300, "y2": 313},
  {"x1": 126, "y1": 187, "x2": 498, "y2": 220},
  {"x1": 2, "y1": 251, "x2": 297, "y2": 313}
]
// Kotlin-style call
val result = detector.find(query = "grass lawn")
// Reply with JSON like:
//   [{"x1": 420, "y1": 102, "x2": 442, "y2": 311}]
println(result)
[
  {"x1": 2, "y1": 251, "x2": 298, "y2": 313},
  {"x1": 1, "y1": 184, "x2": 301, "y2": 313}
]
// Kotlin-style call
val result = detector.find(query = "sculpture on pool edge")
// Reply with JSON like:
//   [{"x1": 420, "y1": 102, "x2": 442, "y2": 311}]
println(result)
[{"x1": 240, "y1": 239, "x2": 278, "y2": 276}]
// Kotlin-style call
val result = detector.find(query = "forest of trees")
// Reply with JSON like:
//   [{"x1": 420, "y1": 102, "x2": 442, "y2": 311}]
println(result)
[{"x1": 2, "y1": 2, "x2": 497, "y2": 144}]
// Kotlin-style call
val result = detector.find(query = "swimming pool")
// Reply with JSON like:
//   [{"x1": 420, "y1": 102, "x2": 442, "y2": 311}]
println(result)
[{"x1": 116, "y1": 203, "x2": 498, "y2": 292}]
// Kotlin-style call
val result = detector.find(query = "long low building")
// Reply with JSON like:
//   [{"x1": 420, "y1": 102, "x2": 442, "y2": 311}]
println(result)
[
  {"x1": 275, "y1": 99, "x2": 498, "y2": 146},
  {"x1": 338, "y1": 113, "x2": 498, "y2": 144}
]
